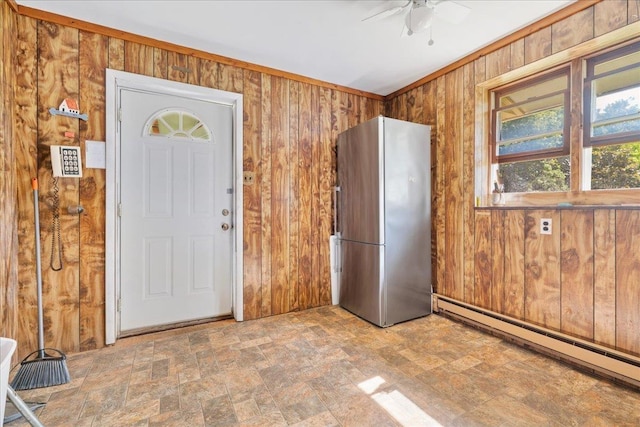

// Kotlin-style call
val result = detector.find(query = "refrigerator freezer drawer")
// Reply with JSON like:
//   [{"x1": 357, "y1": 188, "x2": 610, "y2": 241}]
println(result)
[{"x1": 339, "y1": 240, "x2": 385, "y2": 326}]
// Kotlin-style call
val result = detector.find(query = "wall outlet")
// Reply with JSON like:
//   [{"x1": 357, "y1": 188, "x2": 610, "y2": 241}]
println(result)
[
  {"x1": 540, "y1": 218, "x2": 552, "y2": 235},
  {"x1": 243, "y1": 171, "x2": 255, "y2": 185}
]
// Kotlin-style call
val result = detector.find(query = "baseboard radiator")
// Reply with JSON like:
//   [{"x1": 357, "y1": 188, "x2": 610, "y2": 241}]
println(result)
[{"x1": 434, "y1": 295, "x2": 640, "y2": 388}]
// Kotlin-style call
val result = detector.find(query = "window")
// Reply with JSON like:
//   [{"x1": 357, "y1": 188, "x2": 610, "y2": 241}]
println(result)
[
  {"x1": 490, "y1": 68, "x2": 570, "y2": 193},
  {"x1": 486, "y1": 38, "x2": 640, "y2": 198},
  {"x1": 583, "y1": 41, "x2": 640, "y2": 190},
  {"x1": 144, "y1": 109, "x2": 212, "y2": 141}
]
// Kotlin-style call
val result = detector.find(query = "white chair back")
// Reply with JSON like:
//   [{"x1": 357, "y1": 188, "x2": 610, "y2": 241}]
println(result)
[{"x1": 0, "y1": 337, "x2": 17, "y2": 427}]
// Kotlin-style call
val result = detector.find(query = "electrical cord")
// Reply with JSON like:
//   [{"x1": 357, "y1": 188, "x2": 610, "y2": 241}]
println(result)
[{"x1": 49, "y1": 177, "x2": 63, "y2": 271}]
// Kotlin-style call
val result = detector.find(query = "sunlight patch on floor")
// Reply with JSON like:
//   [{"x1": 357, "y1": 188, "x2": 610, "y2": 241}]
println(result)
[{"x1": 358, "y1": 376, "x2": 443, "y2": 427}]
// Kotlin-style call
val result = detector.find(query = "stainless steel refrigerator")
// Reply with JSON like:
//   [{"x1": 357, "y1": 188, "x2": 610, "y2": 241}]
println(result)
[{"x1": 336, "y1": 116, "x2": 431, "y2": 327}]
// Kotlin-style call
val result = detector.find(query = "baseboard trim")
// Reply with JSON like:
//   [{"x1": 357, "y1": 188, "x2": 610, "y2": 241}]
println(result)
[{"x1": 433, "y1": 295, "x2": 640, "y2": 389}]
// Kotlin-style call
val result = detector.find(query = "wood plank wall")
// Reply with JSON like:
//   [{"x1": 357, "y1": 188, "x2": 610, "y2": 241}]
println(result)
[
  {"x1": 2, "y1": 8, "x2": 382, "y2": 358},
  {"x1": 385, "y1": 0, "x2": 640, "y2": 358},
  {"x1": 1, "y1": 0, "x2": 18, "y2": 341}
]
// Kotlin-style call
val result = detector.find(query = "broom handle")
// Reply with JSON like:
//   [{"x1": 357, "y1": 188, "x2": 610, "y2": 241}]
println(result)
[{"x1": 32, "y1": 178, "x2": 46, "y2": 355}]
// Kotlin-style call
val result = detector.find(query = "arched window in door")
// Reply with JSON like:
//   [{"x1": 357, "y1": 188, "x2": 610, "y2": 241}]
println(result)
[{"x1": 144, "y1": 109, "x2": 213, "y2": 141}]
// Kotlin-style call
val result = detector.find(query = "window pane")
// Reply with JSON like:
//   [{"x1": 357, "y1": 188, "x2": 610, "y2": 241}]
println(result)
[
  {"x1": 163, "y1": 112, "x2": 180, "y2": 130},
  {"x1": 499, "y1": 98, "x2": 564, "y2": 137},
  {"x1": 145, "y1": 109, "x2": 212, "y2": 141},
  {"x1": 591, "y1": 142, "x2": 640, "y2": 190},
  {"x1": 593, "y1": 50, "x2": 640, "y2": 75},
  {"x1": 492, "y1": 69, "x2": 569, "y2": 162},
  {"x1": 499, "y1": 156, "x2": 570, "y2": 193},
  {"x1": 591, "y1": 75, "x2": 640, "y2": 137},
  {"x1": 498, "y1": 73, "x2": 567, "y2": 107},
  {"x1": 498, "y1": 133, "x2": 564, "y2": 156}
]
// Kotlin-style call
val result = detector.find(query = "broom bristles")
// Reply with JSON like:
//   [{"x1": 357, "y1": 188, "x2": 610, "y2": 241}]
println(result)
[{"x1": 10, "y1": 350, "x2": 71, "y2": 391}]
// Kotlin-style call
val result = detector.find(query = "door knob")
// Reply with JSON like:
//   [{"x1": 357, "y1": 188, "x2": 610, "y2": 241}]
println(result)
[{"x1": 221, "y1": 223, "x2": 230, "y2": 231}]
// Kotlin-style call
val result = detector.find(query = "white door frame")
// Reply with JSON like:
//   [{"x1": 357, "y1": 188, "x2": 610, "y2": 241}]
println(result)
[{"x1": 105, "y1": 69, "x2": 243, "y2": 344}]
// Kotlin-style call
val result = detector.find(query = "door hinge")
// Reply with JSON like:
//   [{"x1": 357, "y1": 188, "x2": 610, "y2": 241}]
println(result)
[
  {"x1": 117, "y1": 203, "x2": 122, "y2": 217},
  {"x1": 117, "y1": 297, "x2": 121, "y2": 312},
  {"x1": 118, "y1": 107, "x2": 123, "y2": 122}
]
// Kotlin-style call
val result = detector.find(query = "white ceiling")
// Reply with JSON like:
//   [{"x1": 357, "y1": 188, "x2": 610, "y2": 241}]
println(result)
[{"x1": 16, "y1": 0, "x2": 575, "y2": 96}]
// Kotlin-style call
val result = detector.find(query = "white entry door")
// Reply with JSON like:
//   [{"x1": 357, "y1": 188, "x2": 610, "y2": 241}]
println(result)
[{"x1": 118, "y1": 89, "x2": 233, "y2": 332}]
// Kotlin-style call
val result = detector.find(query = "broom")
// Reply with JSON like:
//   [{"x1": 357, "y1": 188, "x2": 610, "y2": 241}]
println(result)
[{"x1": 10, "y1": 178, "x2": 71, "y2": 390}]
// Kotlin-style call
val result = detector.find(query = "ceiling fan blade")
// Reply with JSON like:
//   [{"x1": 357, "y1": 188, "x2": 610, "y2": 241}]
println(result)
[
  {"x1": 434, "y1": 1, "x2": 470, "y2": 25},
  {"x1": 362, "y1": 0, "x2": 412, "y2": 22}
]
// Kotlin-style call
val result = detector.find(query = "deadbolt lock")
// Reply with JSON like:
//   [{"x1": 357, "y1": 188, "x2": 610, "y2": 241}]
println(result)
[{"x1": 222, "y1": 209, "x2": 230, "y2": 216}]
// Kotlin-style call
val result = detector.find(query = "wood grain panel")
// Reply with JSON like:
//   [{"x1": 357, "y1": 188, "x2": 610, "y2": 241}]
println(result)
[
  {"x1": 560, "y1": 210, "x2": 594, "y2": 340},
  {"x1": 153, "y1": 47, "x2": 167, "y2": 80},
  {"x1": 260, "y1": 73, "x2": 272, "y2": 317},
  {"x1": 241, "y1": 70, "x2": 262, "y2": 320},
  {"x1": 123, "y1": 41, "x2": 153, "y2": 76},
  {"x1": 473, "y1": 57, "x2": 488, "y2": 198},
  {"x1": 490, "y1": 210, "x2": 505, "y2": 313},
  {"x1": 364, "y1": 97, "x2": 381, "y2": 121},
  {"x1": 309, "y1": 85, "x2": 321, "y2": 308},
  {"x1": 297, "y1": 82, "x2": 313, "y2": 310},
  {"x1": 524, "y1": 211, "x2": 561, "y2": 331},
  {"x1": 218, "y1": 64, "x2": 243, "y2": 94},
  {"x1": 474, "y1": 211, "x2": 491, "y2": 309},
  {"x1": 485, "y1": 45, "x2": 511, "y2": 81},
  {"x1": 396, "y1": 91, "x2": 408, "y2": 122},
  {"x1": 444, "y1": 69, "x2": 464, "y2": 300},
  {"x1": 270, "y1": 76, "x2": 290, "y2": 315},
  {"x1": 594, "y1": 0, "x2": 628, "y2": 36},
  {"x1": 288, "y1": 81, "x2": 300, "y2": 312},
  {"x1": 168, "y1": 52, "x2": 199, "y2": 85},
  {"x1": 318, "y1": 87, "x2": 333, "y2": 306},
  {"x1": 421, "y1": 80, "x2": 438, "y2": 292},
  {"x1": 14, "y1": 13, "x2": 38, "y2": 358},
  {"x1": 78, "y1": 30, "x2": 107, "y2": 351},
  {"x1": 167, "y1": 51, "x2": 189, "y2": 83},
  {"x1": 615, "y1": 210, "x2": 640, "y2": 356},
  {"x1": 406, "y1": 86, "x2": 424, "y2": 124},
  {"x1": 0, "y1": 0, "x2": 17, "y2": 343},
  {"x1": 552, "y1": 7, "x2": 594, "y2": 53},
  {"x1": 503, "y1": 210, "x2": 525, "y2": 320},
  {"x1": 524, "y1": 27, "x2": 552, "y2": 65},
  {"x1": 593, "y1": 209, "x2": 616, "y2": 347},
  {"x1": 198, "y1": 59, "x2": 219, "y2": 89},
  {"x1": 37, "y1": 20, "x2": 81, "y2": 352},
  {"x1": 510, "y1": 38, "x2": 525, "y2": 70},
  {"x1": 434, "y1": 76, "x2": 446, "y2": 295},
  {"x1": 108, "y1": 37, "x2": 124, "y2": 70},
  {"x1": 462, "y1": 63, "x2": 475, "y2": 303},
  {"x1": 347, "y1": 93, "x2": 361, "y2": 128}
]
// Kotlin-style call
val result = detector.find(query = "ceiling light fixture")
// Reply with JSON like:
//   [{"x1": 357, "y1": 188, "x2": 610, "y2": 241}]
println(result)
[{"x1": 405, "y1": 3, "x2": 435, "y2": 36}]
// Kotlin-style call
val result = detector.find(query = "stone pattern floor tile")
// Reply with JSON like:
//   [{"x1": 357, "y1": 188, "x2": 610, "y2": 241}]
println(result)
[{"x1": 6, "y1": 306, "x2": 640, "y2": 426}]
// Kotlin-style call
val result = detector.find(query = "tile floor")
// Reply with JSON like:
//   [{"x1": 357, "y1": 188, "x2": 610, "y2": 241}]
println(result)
[{"x1": 5, "y1": 305, "x2": 640, "y2": 426}]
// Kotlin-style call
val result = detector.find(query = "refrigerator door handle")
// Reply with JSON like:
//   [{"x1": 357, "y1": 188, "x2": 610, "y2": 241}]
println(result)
[{"x1": 333, "y1": 186, "x2": 341, "y2": 237}]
